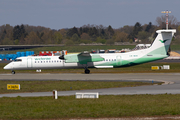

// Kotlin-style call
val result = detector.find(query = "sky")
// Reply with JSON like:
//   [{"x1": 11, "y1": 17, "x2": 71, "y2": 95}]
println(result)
[{"x1": 0, "y1": 0, "x2": 179, "y2": 30}]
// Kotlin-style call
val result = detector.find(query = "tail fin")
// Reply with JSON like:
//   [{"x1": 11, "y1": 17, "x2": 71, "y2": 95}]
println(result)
[{"x1": 149, "y1": 29, "x2": 176, "y2": 55}]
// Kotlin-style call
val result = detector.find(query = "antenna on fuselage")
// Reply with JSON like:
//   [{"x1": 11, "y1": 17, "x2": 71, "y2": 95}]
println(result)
[{"x1": 161, "y1": 10, "x2": 171, "y2": 30}]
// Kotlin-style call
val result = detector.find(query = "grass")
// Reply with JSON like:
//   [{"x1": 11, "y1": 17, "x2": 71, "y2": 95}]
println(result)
[
  {"x1": 170, "y1": 44, "x2": 180, "y2": 51},
  {"x1": 0, "y1": 80, "x2": 156, "y2": 94},
  {"x1": 0, "y1": 45, "x2": 136, "y2": 54},
  {"x1": 1, "y1": 94, "x2": 180, "y2": 119}
]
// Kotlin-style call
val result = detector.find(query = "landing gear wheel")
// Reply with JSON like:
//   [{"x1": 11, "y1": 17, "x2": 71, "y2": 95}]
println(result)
[
  {"x1": 11, "y1": 71, "x2": 15, "y2": 74},
  {"x1": 85, "y1": 69, "x2": 90, "y2": 74}
]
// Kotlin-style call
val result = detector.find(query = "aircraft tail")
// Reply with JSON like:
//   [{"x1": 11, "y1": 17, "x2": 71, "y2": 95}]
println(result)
[{"x1": 148, "y1": 29, "x2": 176, "y2": 55}]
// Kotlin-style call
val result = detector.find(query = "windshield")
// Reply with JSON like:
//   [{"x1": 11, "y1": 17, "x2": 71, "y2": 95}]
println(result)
[{"x1": 14, "y1": 59, "x2": 22, "y2": 62}]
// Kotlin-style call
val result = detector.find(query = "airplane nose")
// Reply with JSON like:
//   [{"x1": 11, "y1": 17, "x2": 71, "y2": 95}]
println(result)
[{"x1": 3, "y1": 64, "x2": 12, "y2": 70}]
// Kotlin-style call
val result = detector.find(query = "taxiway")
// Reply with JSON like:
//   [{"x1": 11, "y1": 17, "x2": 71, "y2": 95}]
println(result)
[{"x1": 0, "y1": 73, "x2": 180, "y2": 97}]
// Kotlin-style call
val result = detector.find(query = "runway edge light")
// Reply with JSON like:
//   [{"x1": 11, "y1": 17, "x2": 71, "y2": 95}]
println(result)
[{"x1": 7, "y1": 84, "x2": 20, "y2": 90}]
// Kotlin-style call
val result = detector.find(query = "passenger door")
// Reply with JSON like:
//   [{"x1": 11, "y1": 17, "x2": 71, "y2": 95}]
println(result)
[{"x1": 27, "y1": 58, "x2": 32, "y2": 68}]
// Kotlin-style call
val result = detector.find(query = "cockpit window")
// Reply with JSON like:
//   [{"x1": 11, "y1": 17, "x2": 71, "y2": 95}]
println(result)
[{"x1": 14, "y1": 59, "x2": 22, "y2": 62}]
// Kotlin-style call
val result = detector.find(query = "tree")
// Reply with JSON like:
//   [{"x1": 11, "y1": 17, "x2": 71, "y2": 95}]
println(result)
[
  {"x1": 25, "y1": 31, "x2": 41, "y2": 44},
  {"x1": 41, "y1": 30, "x2": 52, "y2": 44},
  {"x1": 81, "y1": 25, "x2": 89, "y2": 33},
  {"x1": 156, "y1": 15, "x2": 178, "y2": 29},
  {"x1": 120, "y1": 25, "x2": 133, "y2": 34},
  {"x1": 0, "y1": 29, "x2": 6, "y2": 40},
  {"x1": 59, "y1": 29, "x2": 67, "y2": 39},
  {"x1": 114, "y1": 31, "x2": 129, "y2": 42},
  {"x1": 107, "y1": 25, "x2": 114, "y2": 39},
  {"x1": 88, "y1": 28, "x2": 93, "y2": 37},
  {"x1": 145, "y1": 22, "x2": 152, "y2": 32},
  {"x1": 53, "y1": 31, "x2": 62, "y2": 44},
  {"x1": 1, "y1": 38, "x2": 13, "y2": 45},
  {"x1": 133, "y1": 22, "x2": 142, "y2": 35},
  {"x1": 178, "y1": 25, "x2": 180, "y2": 35},
  {"x1": 0, "y1": 24, "x2": 13, "y2": 44},
  {"x1": 137, "y1": 31, "x2": 151, "y2": 43},
  {"x1": 13, "y1": 26, "x2": 20, "y2": 44},
  {"x1": 128, "y1": 22, "x2": 142, "y2": 41},
  {"x1": 92, "y1": 27, "x2": 98, "y2": 37},
  {"x1": 36, "y1": 31, "x2": 44, "y2": 40},
  {"x1": 13, "y1": 25, "x2": 21, "y2": 40},
  {"x1": 13, "y1": 24, "x2": 27, "y2": 44},
  {"x1": 79, "y1": 27, "x2": 83, "y2": 35},
  {"x1": 100, "y1": 29, "x2": 106, "y2": 38},
  {"x1": 71, "y1": 33, "x2": 79, "y2": 43},
  {"x1": 80, "y1": 33, "x2": 90, "y2": 40},
  {"x1": 66, "y1": 26, "x2": 79, "y2": 38},
  {"x1": 96, "y1": 37, "x2": 106, "y2": 44}
]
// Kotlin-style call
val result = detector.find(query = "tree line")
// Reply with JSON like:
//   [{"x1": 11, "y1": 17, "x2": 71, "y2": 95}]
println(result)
[{"x1": 0, "y1": 15, "x2": 180, "y2": 45}]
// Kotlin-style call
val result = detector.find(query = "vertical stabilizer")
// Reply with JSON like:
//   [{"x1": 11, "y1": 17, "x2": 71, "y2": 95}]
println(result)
[{"x1": 148, "y1": 29, "x2": 176, "y2": 55}]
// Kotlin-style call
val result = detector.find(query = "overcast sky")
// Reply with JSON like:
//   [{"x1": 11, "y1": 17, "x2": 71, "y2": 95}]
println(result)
[{"x1": 0, "y1": 0, "x2": 179, "y2": 30}]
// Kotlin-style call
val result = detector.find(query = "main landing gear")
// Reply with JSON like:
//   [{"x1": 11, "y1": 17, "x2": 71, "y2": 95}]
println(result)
[
  {"x1": 83, "y1": 65, "x2": 90, "y2": 74},
  {"x1": 11, "y1": 70, "x2": 15, "y2": 74},
  {"x1": 84, "y1": 69, "x2": 90, "y2": 74}
]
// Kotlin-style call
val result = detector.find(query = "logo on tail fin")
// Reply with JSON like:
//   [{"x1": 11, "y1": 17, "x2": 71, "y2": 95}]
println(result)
[{"x1": 159, "y1": 39, "x2": 169, "y2": 43}]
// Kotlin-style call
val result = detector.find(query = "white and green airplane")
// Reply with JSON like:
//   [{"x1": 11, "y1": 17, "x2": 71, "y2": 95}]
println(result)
[{"x1": 4, "y1": 29, "x2": 176, "y2": 74}]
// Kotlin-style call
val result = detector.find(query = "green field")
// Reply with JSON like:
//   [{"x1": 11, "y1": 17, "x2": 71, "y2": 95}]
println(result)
[
  {"x1": 0, "y1": 80, "x2": 156, "y2": 94},
  {"x1": 0, "y1": 45, "x2": 135, "y2": 54},
  {"x1": 1, "y1": 95, "x2": 180, "y2": 119}
]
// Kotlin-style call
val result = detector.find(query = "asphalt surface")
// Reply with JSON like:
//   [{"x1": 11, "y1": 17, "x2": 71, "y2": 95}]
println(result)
[{"x1": 0, "y1": 73, "x2": 180, "y2": 97}]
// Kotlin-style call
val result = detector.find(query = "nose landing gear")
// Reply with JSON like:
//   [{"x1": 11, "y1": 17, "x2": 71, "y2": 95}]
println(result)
[{"x1": 11, "y1": 70, "x2": 15, "y2": 74}]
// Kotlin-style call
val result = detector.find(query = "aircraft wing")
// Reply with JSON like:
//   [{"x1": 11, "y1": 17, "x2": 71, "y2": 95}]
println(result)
[{"x1": 64, "y1": 52, "x2": 104, "y2": 64}]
